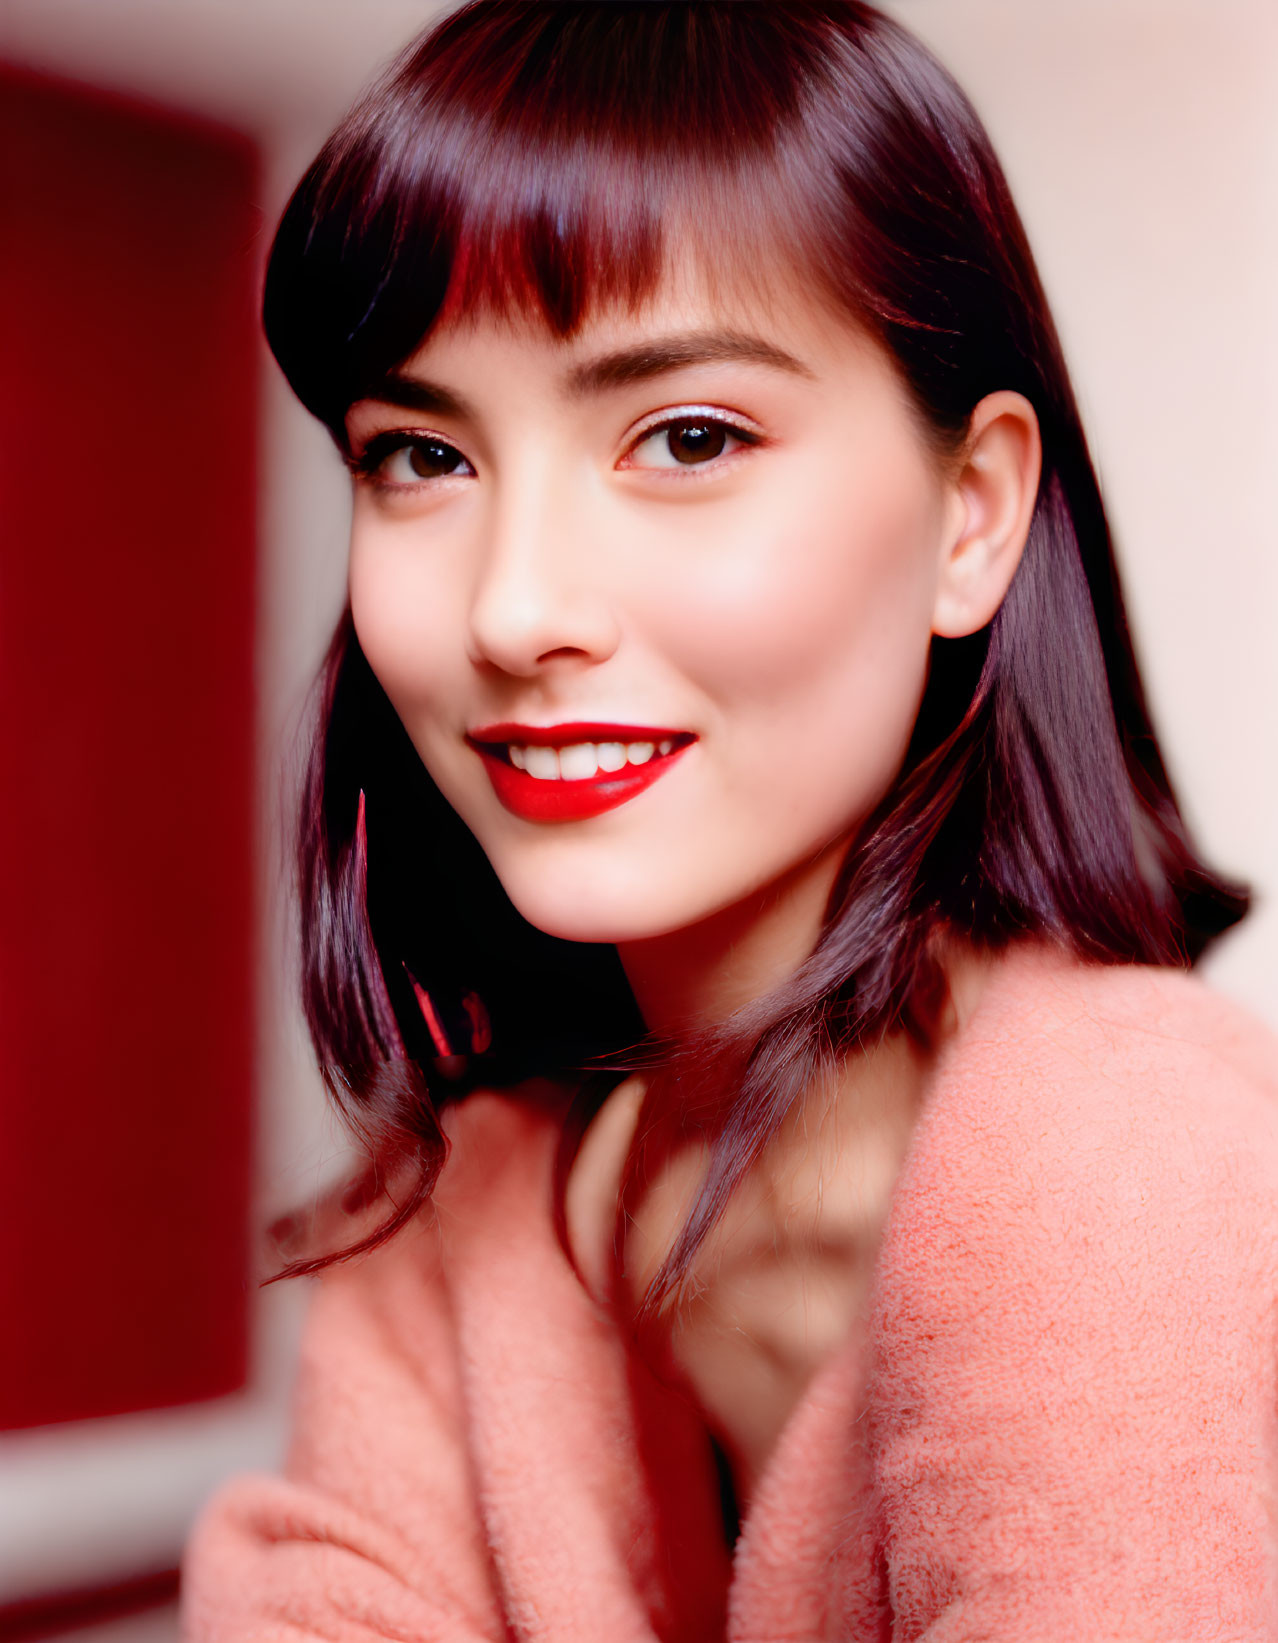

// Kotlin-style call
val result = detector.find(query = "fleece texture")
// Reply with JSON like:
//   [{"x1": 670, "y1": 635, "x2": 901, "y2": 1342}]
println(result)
[{"x1": 182, "y1": 946, "x2": 1278, "y2": 1640}]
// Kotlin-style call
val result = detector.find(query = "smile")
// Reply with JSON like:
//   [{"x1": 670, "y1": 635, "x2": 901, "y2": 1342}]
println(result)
[{"x1": 466, "y1": 722, "x2": 696, "y2": 823}]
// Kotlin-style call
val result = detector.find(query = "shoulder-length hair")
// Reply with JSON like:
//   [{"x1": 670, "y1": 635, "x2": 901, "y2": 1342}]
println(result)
[{"x1": 264, "y1": 0, "x2": 1245, "y2": 1303}]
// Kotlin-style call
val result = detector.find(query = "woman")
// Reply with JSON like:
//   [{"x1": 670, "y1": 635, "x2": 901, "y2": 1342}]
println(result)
[{"x1": 184, "y1": 2, "x2": 1278, "y2": 1637}]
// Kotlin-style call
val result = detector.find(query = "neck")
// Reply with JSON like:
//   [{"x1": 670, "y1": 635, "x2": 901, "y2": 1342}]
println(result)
[{"x1": 616, "y1": 839, "x2": 848, "y2": 1038}]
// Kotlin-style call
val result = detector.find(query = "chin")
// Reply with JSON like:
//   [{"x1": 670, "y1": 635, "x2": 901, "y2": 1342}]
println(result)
[
  {"x1": 496, "y1": 868, "x2": 693, "y2": 947},
  {"x1": 506, "y1": 892, "x2": 678, "y2": 947}
]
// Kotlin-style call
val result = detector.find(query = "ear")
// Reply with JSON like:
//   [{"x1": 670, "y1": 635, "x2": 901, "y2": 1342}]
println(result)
[{"x1": 931, "y1": 391, "x2": 1042, "y2": 639}]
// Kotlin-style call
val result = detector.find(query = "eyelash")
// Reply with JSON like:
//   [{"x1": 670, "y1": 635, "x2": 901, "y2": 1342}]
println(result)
[
  {"x1": 346, "y1": 409, "x2": 764, "y2": 492},
  {"x1": 620, "y1": 407, "x2": 764, "y2": 474},
  {"x1": 346, "y1": 431, "x2": 474, "y2": 488}
]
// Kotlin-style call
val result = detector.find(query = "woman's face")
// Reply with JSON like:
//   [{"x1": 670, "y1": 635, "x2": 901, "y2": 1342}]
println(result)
[{"x1": 346, "y1": 269, "x2": 965, "y2": 946}]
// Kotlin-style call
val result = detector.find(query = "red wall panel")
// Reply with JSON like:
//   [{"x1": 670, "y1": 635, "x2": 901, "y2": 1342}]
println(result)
[{"x1": 0, "y1": 69, "x2": 258, "y2": 1428}]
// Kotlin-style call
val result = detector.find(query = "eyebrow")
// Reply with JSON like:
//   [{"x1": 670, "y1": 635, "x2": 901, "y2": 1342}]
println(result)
[
  {"x1": 562, "y1": 330, "x2": 816, "y2": 393},
  {"x1": 352, "y1": 329, "x2": 814, "y2": 426},
  {"x1": 351, "y1": 375, "x2": 479, "y2": 423}
]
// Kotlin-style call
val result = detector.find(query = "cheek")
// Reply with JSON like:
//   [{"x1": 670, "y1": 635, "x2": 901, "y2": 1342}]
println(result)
[
  {"x1": 347, "y1": 520, "x2": 460, "y2": 729},
  {"x1": 630, "y1": 444, "x2": 945, "y2": 755}
]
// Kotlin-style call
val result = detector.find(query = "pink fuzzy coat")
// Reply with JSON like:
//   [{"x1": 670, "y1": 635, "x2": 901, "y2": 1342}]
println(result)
[{"x1": 182, "y1": 945, "x2": 1278, "y2": 1639}]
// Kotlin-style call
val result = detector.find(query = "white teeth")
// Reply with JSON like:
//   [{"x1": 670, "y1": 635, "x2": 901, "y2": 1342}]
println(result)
[
  {"x1": 523, "y1": 745, "x2": 562, "y2": 780},
  {"x1": 558, "y1": 742, "x2": 599, "y2": 781},
  {"x1": 504, "y1": 738, "x2": 683, "y2": 779}
]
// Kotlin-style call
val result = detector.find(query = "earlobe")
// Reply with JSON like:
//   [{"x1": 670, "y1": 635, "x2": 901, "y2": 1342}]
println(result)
[{"x1": 931, "y1": 391, "x2": 1042, "y2": 639}]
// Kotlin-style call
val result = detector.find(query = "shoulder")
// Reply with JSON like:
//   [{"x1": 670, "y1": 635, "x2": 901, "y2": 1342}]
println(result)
[
  {"x1": 885, "y1": 942, "x2": 1278, "y2": 1315},
  {"x1": 928, "y1": 940, "x2": 1278, "y2": 1173},
  {"x1": 422, "y1": 1077, "x2": 579, "y2": 1258},
  {"x1": 279, "y1": 1077, "x2": 576, "y2": 1300},
  {"x1": 438, "y1": 1077, "x2": 575, "y2": 1184}
]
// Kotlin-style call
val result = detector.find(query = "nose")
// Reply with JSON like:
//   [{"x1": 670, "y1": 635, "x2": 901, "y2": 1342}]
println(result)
[{"x1": 465, "y1": 479, "x2": 620, "y2": 677}]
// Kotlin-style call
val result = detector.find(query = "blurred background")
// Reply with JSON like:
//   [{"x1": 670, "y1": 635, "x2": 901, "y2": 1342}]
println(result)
[{"x1": 0, "y1": 1, "x2": 1274, "y2": 1636}]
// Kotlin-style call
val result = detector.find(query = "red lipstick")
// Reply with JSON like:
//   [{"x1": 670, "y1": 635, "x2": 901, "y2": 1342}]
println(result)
[{"x1": 466, "y1": 722, "x2": 695, "y2": 823}]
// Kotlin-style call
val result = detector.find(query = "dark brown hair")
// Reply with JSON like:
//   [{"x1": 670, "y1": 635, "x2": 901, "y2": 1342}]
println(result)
[{"x1": 264, "y1": 0, "x2": 1246, "y2": 1303}]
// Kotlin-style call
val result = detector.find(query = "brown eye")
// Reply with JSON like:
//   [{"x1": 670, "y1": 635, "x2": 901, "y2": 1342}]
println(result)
[
  {"x1": 666, "y1": 422, "x2": 727, "y2": 464},
  {"x1": 352, "y1": 432, "x2": 475, "y2": 487},
  {"x1": 405, "y1": 439, "x2": 466, "y2": 479},
  {"x1": 625, "y1": 414, "x2": 753, "y2": 473}
]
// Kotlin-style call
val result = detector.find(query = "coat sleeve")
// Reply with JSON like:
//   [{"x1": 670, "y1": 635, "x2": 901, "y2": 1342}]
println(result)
[
  {"x1": 871, "y1": 1009, "x2": 1278, "y2": 1642},
  {"x1": 181, "y1": 1213, "x2": 509, "y2": 1642}
]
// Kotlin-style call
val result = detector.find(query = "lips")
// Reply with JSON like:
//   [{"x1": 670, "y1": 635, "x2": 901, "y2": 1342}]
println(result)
[{"x1": 466, "y1": 721, "x2": 696, "y2": 823}]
